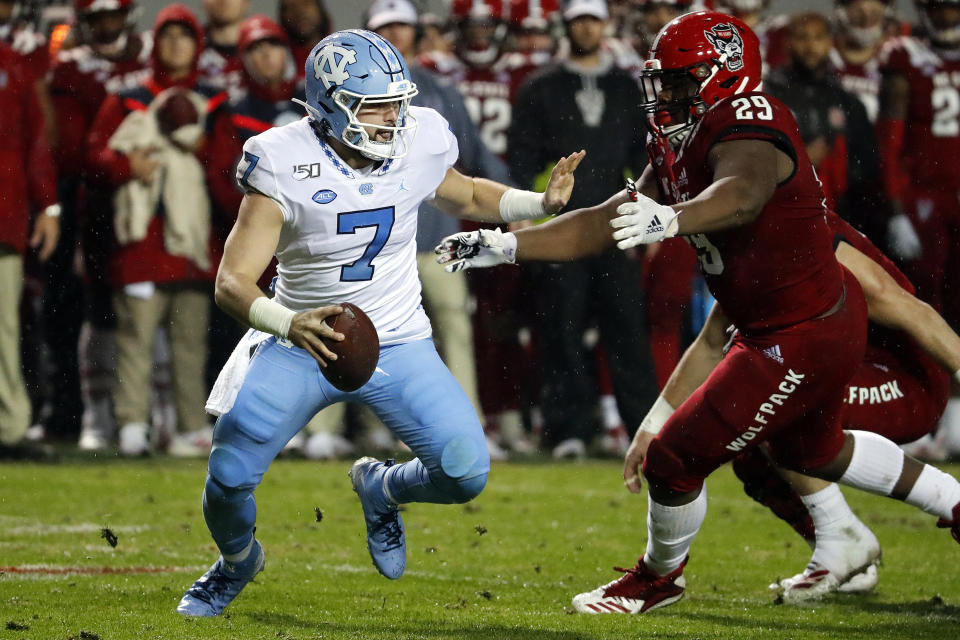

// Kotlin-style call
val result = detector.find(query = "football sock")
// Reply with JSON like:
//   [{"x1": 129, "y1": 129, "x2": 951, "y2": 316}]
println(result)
[
  {"x1": 838, "y1": 430, "x2": 904, "y2": 495},
  {"x1": 644, "y1": 486, "x2": 707, "y2": 576},
  {"x1": 905, "y1": 464, "x2": 960, "y2": 520},
  {"x1": 839, "y1": 430, "x2": 960, "y2": 520},
  {"x1": 801, "y1": 484, "x2": 870, "y2": 573},
  {"x1": 202, "y1": 475, "x2": 256, "y2": 558}
]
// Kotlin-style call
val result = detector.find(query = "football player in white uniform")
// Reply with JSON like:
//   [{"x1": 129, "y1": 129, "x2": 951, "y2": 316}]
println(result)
[{"x1": 176, "y1": 28, "x2": 584, "y2": 617}]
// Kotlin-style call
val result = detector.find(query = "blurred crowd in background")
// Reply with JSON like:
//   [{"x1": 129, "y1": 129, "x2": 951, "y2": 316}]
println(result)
[{"x1": 2, "y1": 0, "x2": 960, "y2": 462}]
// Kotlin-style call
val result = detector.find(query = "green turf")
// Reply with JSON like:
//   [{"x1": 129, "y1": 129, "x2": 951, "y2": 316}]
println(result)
[{"x1": 2, "y1": 459, "x2": 959, "y2": 639}]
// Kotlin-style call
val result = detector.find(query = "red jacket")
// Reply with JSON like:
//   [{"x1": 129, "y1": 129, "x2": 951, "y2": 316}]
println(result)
[
  {"x1": 84, "y1": 4, "x2": 227, "y2": 287},
  {"x1": 0, "y1": 43, "x2": 57, "y2": 254}
]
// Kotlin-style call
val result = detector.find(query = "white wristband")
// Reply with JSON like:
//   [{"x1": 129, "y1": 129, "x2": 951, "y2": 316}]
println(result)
[
  {"x1": 43, "y1": 203, "x2": 62, "y2": 218},
  {"x1": 501, "y1": 231, "x2": 518, "y2": 263},
  {"x1": 499, "y1": 188, "x2": 545, "y2": 222},
  {"x1": 248, "y1": 296, "x2": 296, "y2": 339},
  {"x1": 639, "y1": 396, "x2": 675, "y2": 435}
]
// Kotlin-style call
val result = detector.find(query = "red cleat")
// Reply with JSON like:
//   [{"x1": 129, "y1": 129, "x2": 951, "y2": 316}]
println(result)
[{"x1": 571, "y1": 556, "x2": 687, "y2": 614}]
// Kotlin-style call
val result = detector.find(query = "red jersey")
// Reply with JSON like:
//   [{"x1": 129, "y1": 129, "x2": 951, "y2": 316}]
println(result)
[
  {"x1": 878, "y1": 36, "x2": 960, "y2": 191},
  {"x1": 653, "y1": 92, "x2": 843, "y2": 334},
  {"x1": 48, "y1": 35, "x2": 152, "y2": 177},
  {"x1": 1, "y1": 25, "x2": 50, "y2": 82},
  {"x1": 197, "y1": 34, "x2": 244, "y2": 97},
  {"x1": 0, "y1": 42, "x2": 57, "y2": 253},
  {"x1": 829, "y1": 49, "x2": 882, "y2": 123},
  {"x1": 419, "y1": 50, "x2": 540, "y2": 157}
]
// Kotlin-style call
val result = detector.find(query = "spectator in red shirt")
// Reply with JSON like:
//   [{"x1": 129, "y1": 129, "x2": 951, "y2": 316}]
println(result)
[{"x1": 0, "y1": 41, "x2": 60, "y2": 458}]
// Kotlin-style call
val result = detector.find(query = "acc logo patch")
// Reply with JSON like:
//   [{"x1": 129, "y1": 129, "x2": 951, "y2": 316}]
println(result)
[
  {"x1": 704, "y1": 23, "x2": 745, "y2": 72},
  {"x1": 313, "y1": 44, "x2": 358, "y2": 90},
  {"x1": 312, "y1": 189, "x2": 338, "y2": 204}
]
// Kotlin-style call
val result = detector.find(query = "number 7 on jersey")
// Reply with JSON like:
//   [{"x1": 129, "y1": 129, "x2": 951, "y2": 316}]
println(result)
[{"x1": 338, "y1": 207, "x2": 396, "y2": 282}]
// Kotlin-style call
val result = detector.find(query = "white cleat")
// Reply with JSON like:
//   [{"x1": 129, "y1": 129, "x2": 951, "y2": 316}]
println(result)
[
  {"x1": 779, "y1": 528, "x2": 881, "y2": 604},
  {"x1": 168, "y1": 426, "x2": 214, "y2": 458}
]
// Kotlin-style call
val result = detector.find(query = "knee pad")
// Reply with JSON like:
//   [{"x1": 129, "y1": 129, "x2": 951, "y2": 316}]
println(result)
[{"x1": 435, "y1": 435, "x2": 489, "y2": 503}]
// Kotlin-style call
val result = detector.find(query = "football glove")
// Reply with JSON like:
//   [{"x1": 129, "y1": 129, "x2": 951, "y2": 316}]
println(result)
[
  {"x1": 887, "y1": 213, "x2": 922, "y2": 261},
  {"x1": 610, "y1": 194, "x2": 679, "y2": 249},
  {"x1": 434, "y1": 228, "x2": 517, "y2": 273}
]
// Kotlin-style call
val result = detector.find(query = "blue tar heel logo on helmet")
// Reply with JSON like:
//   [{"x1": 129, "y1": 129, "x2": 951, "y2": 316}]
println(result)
[{"x1": 312, "y1": 189, "x2": 338, "y2": 204}]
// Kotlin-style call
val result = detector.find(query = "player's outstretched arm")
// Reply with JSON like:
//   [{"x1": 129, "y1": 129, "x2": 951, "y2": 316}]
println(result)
[
  {"x1": 435, "y1": 164, "x2": 661, "y2": 271},
  {"x1": 624, "y1": 304, "x2": 730, "y2": 493},
  {"x1": 431, "y1": 150, "x2": 585, "y2": 223},
  {"x1": 837, "y1": 241, "x2": 960, "y2": 375},
  {"x1": 216, "y1": 193, "x2": 344, "y2": 367},
  {"x1": 611, "y1": 139, "x2": 792, "y2": 249}
]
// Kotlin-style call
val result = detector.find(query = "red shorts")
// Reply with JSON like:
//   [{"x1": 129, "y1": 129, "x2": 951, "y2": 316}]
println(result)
[
  {"x1": 644, "y1": 269, "x2": 868, "y2": 493},
  {"x1": 842, "y1": 338, "x2": 950, "y2": 444}
]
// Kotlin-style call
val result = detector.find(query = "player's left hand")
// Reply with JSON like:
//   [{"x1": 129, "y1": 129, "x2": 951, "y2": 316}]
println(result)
[
  {"x1": 542, "y1": 150, "x2": 586, "y2": 216},
  {"x1": 30, "y1": 210, "x2": 60, "y2": 262},
  {"x1": 610, "y1": 194, "x2": 679, "y2": 249},
  {"x1": 623, "y1": 430, "x2": 656, "y2": 494}
]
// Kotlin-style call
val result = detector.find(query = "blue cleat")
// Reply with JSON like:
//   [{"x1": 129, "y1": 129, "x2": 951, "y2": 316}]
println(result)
[
  {"x1": 349, "y1": 456, "x2": 406, "y2": 579},
  {"x1": 176, "y1": 539, "x2": 265, "y2": 617}
]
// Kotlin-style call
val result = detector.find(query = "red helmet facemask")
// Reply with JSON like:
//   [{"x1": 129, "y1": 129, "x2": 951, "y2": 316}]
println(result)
[{"x1": 640, "y1": 11, "x2": 762, "y2": 146}]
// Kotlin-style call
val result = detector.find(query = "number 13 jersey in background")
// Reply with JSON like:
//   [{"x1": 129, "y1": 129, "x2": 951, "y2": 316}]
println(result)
[
  {"x1": 650, "y1": 92, "x2": 843, "y2": 335},
  {"x1": 236, "y1": 106, "x2": 459, "y2": 346}
]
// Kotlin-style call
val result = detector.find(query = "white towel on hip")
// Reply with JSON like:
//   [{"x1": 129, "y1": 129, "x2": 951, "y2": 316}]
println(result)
[{"x1": 205, "y1": 329, "x2": 272, "y2": 417}]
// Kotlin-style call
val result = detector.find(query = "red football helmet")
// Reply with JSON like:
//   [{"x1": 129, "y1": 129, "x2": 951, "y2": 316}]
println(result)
[
  {"x1": 916, "y1": 0, "x2": 960, "y2": 48},
  {"x1": 451, "y1": 0, "x2": 509, "y2": 65},
  {"x1": 509, "y1": 0, "x2": 559, "y2": 31},
  {"x1": 73, "y1": 0, "x2": 136, "y2": 57},
  {"x1": 641, "y1": 11, "x2": 762, "y2": 145},
  {"x1": 73, "y1": 0, "x2": 134, "y2": 15}
]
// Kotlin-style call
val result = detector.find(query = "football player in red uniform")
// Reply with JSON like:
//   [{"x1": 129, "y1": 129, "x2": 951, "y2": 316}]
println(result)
[
  {"x1": 829, "y1": 0, "x2": 900, "y2": 123},
  {"x1": 509, "y1": 0, "x2": 559, "y2": 60},
  {"x1": 630, "y1": 209, "x2": 957, "y2": 602},
  {"x1": 877, "y1": 1, "x2": 960, "y2": 313},
  {"x1": 437, "y1": 11, "x2": 960, "y2": 613},
  {"x1": 49, "y1": 0, "x2": 152, "y2": 450}
]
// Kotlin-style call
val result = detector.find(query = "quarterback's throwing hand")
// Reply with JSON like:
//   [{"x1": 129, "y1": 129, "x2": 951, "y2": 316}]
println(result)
[
  {"x1": 610, "y1": 194, "x2": 679, "y2": 249},
  {"x1": 435, "y1": 228, "x2": 517, "y2": 272},
  {"x1": 543, "y1": 150, "x2": 586, "y2": 215}
]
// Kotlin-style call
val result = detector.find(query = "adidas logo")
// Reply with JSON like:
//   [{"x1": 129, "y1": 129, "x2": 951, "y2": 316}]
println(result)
[
  {"x1": 646, "y1": 215, "x2": 665, "y2": 234},
  {"x1": 762, "y1": 344, "x2": 784, "y2": 364}
]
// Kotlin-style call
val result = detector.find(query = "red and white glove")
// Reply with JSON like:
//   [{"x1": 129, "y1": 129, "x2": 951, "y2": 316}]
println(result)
[{"x1": 610, "y1": 194, "x2": 679, "y2": 249}]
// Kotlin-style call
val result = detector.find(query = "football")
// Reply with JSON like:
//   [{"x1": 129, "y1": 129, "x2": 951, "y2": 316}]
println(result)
[
  {"x1": 155, "y1": 88, "x2": 199, "y2": 136},
  {"x1": 321, "y1": 303, "x2": 379, "y2": 392}
]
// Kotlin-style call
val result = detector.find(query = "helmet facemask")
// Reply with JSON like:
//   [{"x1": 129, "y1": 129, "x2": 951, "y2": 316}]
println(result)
[
  {"x1": 297, "y1": 79, "x2": 419, "y2": 161},
  {"x1": 641, "y1": 59, "x2": 717, "y2": 147}
]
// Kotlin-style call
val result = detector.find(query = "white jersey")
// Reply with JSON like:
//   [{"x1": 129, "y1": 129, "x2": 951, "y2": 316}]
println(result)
[{"x1": 237, "y1": 105, "x2": 459, "y2": 346}]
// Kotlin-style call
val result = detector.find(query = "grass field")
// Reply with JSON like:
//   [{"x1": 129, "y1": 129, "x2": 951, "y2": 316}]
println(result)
[{"x1": 2, "y1": 458, "x2": 959, "y2": 639}]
